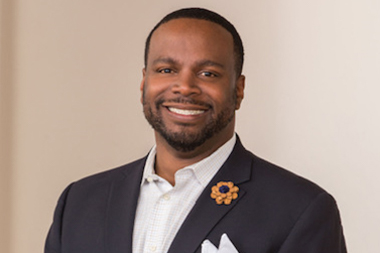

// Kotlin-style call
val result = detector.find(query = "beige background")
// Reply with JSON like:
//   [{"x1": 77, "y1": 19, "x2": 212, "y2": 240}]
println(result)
[{"x1": 1, "y1": 0, "x2": 379, "y2": 252}]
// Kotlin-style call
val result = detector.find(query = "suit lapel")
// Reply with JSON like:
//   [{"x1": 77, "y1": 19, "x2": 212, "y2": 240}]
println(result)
[
  {"x1": 105, "y1": 158, "x2": 145, "y2": 253},
  {"x1": 167, "y1": 138, "x2": 253, "y2": 253}
]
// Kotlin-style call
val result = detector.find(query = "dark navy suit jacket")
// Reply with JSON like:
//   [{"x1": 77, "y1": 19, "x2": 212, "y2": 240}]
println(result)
[{"x1": 45, "y1": 138, "x2": 347, "y2": 253}]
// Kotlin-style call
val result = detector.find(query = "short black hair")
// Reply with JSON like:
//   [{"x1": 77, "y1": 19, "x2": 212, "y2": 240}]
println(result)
[{"x1": 144, "y1": 8, "x2": 244, "y2": 76}]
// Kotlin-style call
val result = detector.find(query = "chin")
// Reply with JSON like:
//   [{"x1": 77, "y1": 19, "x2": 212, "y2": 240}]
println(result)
[{"x1": 159, "y1": 130, "x2": 211, "y2": 152}]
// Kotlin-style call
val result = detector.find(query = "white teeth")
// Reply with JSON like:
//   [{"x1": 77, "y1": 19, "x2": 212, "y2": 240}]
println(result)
[{"x1": 168, "y1": 107, "x2": 205, "y2": 115}]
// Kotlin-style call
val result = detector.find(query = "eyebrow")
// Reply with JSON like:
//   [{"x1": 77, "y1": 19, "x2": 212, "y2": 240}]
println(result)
[
  {"x1": 152, "y1": 57, "x2": 177, "y2": 66},
  {"x1": 195, "y1": 60, "x2": 225, "y2": 69},
  {"x1": 152, "y1": 57, "x2": 225, "y2": 69}
]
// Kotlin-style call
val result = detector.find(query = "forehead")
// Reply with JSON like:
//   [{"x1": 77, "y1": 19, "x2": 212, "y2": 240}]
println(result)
[
  {"x1": 155, "y1": 18, "x2": 232, "y2": 39},
  {"x1": 148, "y1": 18, "x2": 234, "y2": 65}
]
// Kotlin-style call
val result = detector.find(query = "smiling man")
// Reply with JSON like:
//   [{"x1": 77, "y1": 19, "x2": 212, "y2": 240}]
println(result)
[
  {"x1": 141, "y1": 15, "x2": 244, "y2": 186},
  {"x1": 45, "y1": 8, "x2": 347, "y2": 253}
]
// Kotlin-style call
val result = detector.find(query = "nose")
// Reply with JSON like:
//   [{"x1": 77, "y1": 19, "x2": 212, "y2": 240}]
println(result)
[{"x1": 171, "y1": 71, "x2": 201, "y2": 96}]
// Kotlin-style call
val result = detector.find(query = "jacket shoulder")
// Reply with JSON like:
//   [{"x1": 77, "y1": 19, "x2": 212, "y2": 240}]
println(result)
[
  {"x1": 251, "y1": 154, "x2": 328, "y2": 199},
  {"x1": 72, "y1": 156, "x2": 147, "y2": 187}
]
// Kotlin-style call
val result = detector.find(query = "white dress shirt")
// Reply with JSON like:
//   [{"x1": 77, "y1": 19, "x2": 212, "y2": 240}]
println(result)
[{"x1": 132, "y1": 134, "x2": 236, "y2": 253}]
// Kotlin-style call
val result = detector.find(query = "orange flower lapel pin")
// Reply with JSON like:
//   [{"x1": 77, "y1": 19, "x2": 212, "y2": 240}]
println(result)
[{"x1": 210, "y1": 181, "x2": 239, "y2": 205}]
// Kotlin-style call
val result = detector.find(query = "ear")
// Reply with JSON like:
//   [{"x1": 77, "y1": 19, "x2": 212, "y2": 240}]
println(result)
[
  {"x1": 140, "y1": 68, "x2": 146, "y2": 104},
  {"x1": 235, "y1": 75, "x2": 245, "y2": 110}
]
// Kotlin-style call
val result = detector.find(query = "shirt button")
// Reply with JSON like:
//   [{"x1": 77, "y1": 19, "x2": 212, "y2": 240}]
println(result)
[
  {"x1": 163, "y1": 194, "x2": 170, "y2": 200},
  {"x1": 147, "y1": 177, "x2": 153, "y2": 183},
  {"x1": 150, "y1": 245, "x2": 157, "y2": 252}
]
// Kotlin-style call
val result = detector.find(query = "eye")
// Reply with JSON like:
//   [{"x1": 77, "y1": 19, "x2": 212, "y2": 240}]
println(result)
[
  {"x1": 200, "y1": 71, "x2": 218, "y2": 77},
  {"x1": 158, "y1": 68, "x2": 173, "y2": 74}
]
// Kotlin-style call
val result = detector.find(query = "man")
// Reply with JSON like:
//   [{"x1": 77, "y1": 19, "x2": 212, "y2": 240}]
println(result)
[{"x1": 45, "y1": 8, "x2": 346, "y2": 253}]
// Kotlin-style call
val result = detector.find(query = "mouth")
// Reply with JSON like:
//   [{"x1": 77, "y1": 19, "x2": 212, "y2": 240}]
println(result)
[{"x1": 167, "y1": 107, "x2": 206, "y2": 116}]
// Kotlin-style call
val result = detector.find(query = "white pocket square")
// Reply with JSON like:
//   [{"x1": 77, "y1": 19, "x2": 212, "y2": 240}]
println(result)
[{"x1": 201, "y1": 233, "x2": 239, "y2": 253}]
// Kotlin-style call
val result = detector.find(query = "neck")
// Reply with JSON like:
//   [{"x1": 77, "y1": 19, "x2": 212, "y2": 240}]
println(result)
[{"x1": 154, "y1": 125, "x2": 235, "y2": 185}]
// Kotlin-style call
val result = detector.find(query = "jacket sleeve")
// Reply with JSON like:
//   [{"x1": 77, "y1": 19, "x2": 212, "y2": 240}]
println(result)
[
  {"x1": 278, "y1": 192, "x2": 347, "y2": 253},
  {"x1": 44, "y1": 183, "x2": 74, "y2": 253}
]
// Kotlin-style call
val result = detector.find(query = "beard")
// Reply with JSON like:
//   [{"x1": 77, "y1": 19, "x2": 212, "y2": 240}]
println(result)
[{"x1": 142, "y1": 88, "x2": 237, "y2": 152}]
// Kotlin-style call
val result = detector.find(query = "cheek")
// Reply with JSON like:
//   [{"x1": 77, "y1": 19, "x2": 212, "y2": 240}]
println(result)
[
  {"x1": 206, "y1": 85, "x2": 236, "y2": 106},
  {"x1": 145, "y1": 76, "x2": 171, "y2": 94},
  {"x1": 143, "y1": 80, "x2": 163, "y2": 101}
]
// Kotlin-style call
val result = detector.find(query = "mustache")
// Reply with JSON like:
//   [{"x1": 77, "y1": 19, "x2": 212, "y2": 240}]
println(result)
[{"x1": 156, "y1": 97, "x2": 212, "y2": 108}]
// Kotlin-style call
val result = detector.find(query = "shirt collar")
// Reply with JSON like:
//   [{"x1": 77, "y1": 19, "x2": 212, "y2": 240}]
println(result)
[{"x1": 141, "y1": 134, "x2": 236, "y2": 187}]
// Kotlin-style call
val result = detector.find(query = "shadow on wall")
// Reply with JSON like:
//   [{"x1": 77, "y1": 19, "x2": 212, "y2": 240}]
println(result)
[{"x1": 0, "y1": 0, "x2": 14, "y2": 252}]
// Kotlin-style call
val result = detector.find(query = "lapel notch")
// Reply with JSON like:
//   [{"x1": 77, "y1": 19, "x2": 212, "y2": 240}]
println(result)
[
  {"x1": 105, "y1": 159, "x2": 145, "y2": 253},
  {"x1": 167, "y1": 138, "x2": 253, "y2": 253}
]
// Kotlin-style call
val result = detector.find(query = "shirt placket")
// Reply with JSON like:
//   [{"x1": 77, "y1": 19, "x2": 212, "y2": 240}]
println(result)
[{"x1": 144, "y1": 178, "x2": 173, "y2": 252}]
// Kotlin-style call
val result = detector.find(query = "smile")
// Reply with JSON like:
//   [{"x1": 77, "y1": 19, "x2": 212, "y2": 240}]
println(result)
[{"x1": 168, "y1": 107, "x2": 205, "y2": 116}]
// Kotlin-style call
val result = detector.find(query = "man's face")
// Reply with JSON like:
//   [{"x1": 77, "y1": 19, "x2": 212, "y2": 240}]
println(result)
[{"x1": 141, "y1": 18, "x2": 244, "y2": 152}]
